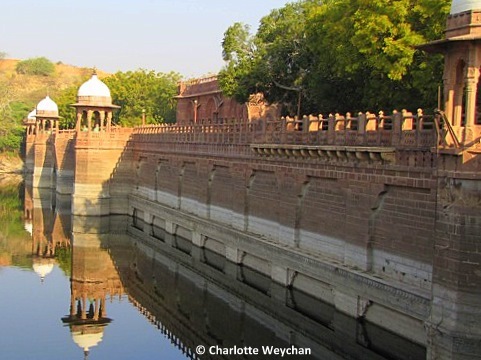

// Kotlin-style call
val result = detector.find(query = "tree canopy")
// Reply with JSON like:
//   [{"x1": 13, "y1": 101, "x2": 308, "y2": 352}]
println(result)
[
  {"x1": 219, "y1": 0, "x2": 451, "y2": 115},
  {"x1": 15, "y1": 57, "x2": 55, "y2": 76},
  {"x1": 104, "y1": 70, "x2": 181, "y2": 126},
  {"x1": 55, "y1": 69, "x2": 181, "y2": 128}
]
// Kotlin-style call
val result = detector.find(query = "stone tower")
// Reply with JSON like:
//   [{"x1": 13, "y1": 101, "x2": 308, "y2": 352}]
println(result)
[
  {"x1": 32, "y1": 96, "x2": 59, "y2": 189},
  {"x1": 422, "y1": 0, "x2": 481, "y2": 148},
  {"x1": 421, "y1": 1, "x2": 481, "y2": 358}
]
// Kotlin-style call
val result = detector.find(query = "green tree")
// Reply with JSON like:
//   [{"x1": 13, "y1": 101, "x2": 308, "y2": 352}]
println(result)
[
  {"x1": 56, "y1": 85, "x2": 78, "y2": 129},
  {"x1": 219, "y1": 2, "x2": 316, "y2": 115},
  {"x1": 104, "y1": 69, "x2": 181, "y2": 126},
  {"x1": 219, "y1": 0, "x2": 450, "y2": 115},
  {"x1": 16, "y1": 57, "x2": 55, "y2": 76},
  {"x1": 306, "y1": 0, "x2": 449, "y2": 111},
  {"x1": 218, "y1": 22, "x2": 257, "y2": 102}
]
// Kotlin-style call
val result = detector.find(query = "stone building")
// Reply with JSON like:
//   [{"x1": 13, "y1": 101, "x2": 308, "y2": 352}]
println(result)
[
  {"x1": 175, "y1": 75, "x2": 280, "y2": 125},
  {"x1": 421, "y1": 0, "x2": 481, "y2": 147}
]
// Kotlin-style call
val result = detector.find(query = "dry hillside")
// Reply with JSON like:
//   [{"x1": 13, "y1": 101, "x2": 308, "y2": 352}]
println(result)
[{"x1": 0, "y1": 58, "x2": 109, "y2": 105}]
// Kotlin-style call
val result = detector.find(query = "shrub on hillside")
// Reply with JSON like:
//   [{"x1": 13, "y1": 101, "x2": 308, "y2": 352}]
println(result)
[
  {"x1": 0, "y1": 127, "x2": 23, "y2": 153},
  {"x1": 16, "y1": 57, "x2": 55, "y2": 76}
]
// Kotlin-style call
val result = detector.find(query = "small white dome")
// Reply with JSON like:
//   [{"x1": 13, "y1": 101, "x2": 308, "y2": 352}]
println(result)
[
  {"x1": 32, "y1": 261, "x2": 54, "y2": 281},
  {"x1": 36, "y1": 96, "x2": 58, "y2": 114},
  {"x1": 78, "y1": 74, "x2": 111, "y2": 98},
  {"x1": 451, "y1": 0, "x2": 481, "y2": 14},
  {"x1": 72, "y1": 330, "x2": 104, "y2": 352},
  {"x1": 27, "y1": 109, "x2": 36, "y2": 120}
]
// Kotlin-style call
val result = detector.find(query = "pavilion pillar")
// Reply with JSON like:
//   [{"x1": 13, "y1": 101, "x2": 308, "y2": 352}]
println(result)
[
  {"x1": 76, "y1": 112, "x2": 82, "y2": 132},
  {"x1": 99, "y1": 111, "x2": 105, "y2": 132},
  {"x1": 87, "y1": 110, "x2": 93, "y2": 132}
]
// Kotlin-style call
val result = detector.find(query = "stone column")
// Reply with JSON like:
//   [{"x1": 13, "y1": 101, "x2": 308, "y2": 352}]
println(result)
[
  {"x1": 100, "y1": 111, "x2": 106, "y2": 132},
  {"x1": 106, "y1": 112, "x2": 112, "y2": 132},
  {"x1": 76, "y1": 112, "x2": 82, "y2": 132},
  {"x1": 87, "y1": 110, "x2": 93, "y2": 131},
  {"x1": 464, "y1": 67, "x2": 479, "y2": 128}
]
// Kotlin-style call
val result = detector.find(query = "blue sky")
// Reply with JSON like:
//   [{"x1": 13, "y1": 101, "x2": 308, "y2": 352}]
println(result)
[{"x1": 1, "y1": 0, "x2": 291, "y2": 78}]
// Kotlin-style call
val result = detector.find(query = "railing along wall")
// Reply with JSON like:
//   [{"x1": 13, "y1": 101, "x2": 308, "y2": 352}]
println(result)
[
  {"x1": 132, "y1": 109, "x2": 438, "y2": 150},
  {"x1": 258, "y1": 109, "x2": 437, "y2": 148},
  {"x1": 131, "y1": 122, "x2": 259, "y2": 157}
]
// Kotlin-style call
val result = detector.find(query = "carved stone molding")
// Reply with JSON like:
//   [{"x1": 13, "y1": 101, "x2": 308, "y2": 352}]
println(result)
[{"x1": 250, "y1": 144, "x2": 396, "y2": 164}]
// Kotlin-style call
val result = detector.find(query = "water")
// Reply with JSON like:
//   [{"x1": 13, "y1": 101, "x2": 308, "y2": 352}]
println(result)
[{"x1": 0, "y1": 181, "x2": 426, "y2": 360}]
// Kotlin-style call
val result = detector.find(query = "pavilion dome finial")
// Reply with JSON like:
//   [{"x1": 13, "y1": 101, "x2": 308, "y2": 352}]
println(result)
[{"x1": 450, "y1": 0, "x2": 481, "y2": 14}]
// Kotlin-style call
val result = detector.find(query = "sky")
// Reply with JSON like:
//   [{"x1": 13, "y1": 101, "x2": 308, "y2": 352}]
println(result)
[{"x1": 0, "y1": 0, "x2": 291, "y2": 79}]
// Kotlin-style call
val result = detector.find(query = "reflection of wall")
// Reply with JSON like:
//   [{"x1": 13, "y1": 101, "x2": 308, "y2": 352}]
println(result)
[
  {"x1": 128, "y1": 147, "x2": 433, "y2": 348},
  {"x1": 31, "y1": 188, "x2": 70, "y2": 259},
  {"x1": 108, "y1": 235, "x2": 425, "y2": 360}
]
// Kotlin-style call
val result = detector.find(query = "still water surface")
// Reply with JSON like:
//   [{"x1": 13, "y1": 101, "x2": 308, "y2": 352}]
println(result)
[{"x1": 0, "y1": 181, "x2": 425, "y2": 360}]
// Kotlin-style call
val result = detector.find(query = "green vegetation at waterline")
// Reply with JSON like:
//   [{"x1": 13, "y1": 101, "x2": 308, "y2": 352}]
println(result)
[{"x1": 0, "y1": 182, "x2": 31, "y2": 268}]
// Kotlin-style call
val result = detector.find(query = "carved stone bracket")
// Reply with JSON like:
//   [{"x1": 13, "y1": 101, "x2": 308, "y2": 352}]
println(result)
[{"x1": 250, "y1": 144, "x2": 397, "y2": 164}]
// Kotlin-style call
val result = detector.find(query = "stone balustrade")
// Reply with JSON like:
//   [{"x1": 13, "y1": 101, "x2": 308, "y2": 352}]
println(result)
[{"x1": 131, "y1": 109, "x2": 439, "y2": 150}]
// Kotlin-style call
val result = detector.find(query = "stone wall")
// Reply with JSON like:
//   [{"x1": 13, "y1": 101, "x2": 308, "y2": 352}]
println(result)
[
  {"x1": 175, "y1": 76, "x2": 280, "y2": 125},
  {"x1": 33, "y1": 106, "x2": 481, "y2": 358}
]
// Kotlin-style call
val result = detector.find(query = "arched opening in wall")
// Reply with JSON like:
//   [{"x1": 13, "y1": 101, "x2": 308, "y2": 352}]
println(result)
[
  {"x1": 44, "y1": 119, "x2": 52, "y2": 132},
  {"x1": 92, "y1": 111, "x2": 101, "y2": 131},
  {"x1": 81, "y1": 110, "x2": 88, "y2": 131}
]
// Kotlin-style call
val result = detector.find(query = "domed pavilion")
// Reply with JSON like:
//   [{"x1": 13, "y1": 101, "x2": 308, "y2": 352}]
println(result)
[
  {"x1": 35, "y1": 95, "x2": 59, "y2": 133},
  {"x1": 72, "y1": 70, "x2": 120, "y2": 132}
]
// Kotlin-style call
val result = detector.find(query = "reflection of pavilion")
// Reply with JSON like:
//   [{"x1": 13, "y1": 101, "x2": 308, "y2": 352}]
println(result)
[
  {"x1": 62, "y1": 231, "x2": 125, "y2": 359},
  {"x1": 24, "y1": 176, "x2": 71, "y2": 282},
  {"x1": 32, "y1": 257, "x2": 55, "y2": 282}
]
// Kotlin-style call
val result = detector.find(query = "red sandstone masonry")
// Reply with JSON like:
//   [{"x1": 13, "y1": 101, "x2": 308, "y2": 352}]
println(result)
[{"x1": 125, "y1": 115, "x2": 440, "y2": 288}]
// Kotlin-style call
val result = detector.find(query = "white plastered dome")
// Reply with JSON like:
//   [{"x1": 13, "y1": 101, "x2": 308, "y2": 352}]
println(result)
[
  {"x1": 27, "y1": 109, "x2": 36, "y2": 120},
  {"x1": 72, "y1": 330, "x2": 104, "y2": 352},
  {"x1": 32, "y1": 260, "x2": 54, "y2": 282},
  {"x1": 78, "y1": 74, "x2": 111, "y2": 98},
  {"x1": 36, "y1": 96, "x2": 59, "y2": 117},
  {"x1": 451, "y1": 0, "x2": 481, "y2": 14}
]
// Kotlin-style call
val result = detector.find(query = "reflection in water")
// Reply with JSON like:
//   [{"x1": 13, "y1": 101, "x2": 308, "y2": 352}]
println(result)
[
  {"x1": 105, "y1": 231, "x2": 425, "y2": 360},
  {"x1": 61, "y1": 231, "x2": 124, "y2": 359},
  {"x1": 0, "y1": 178, "x2": 426, "y2": 359}
]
